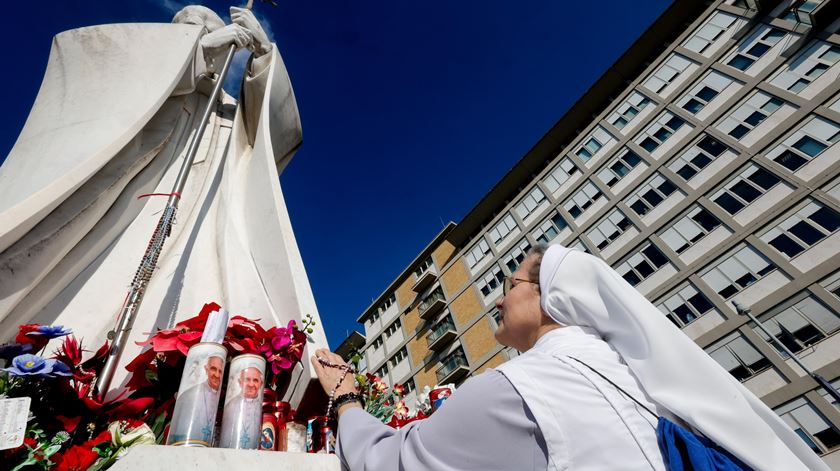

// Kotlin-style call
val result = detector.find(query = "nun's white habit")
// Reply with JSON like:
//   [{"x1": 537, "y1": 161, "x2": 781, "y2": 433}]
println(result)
[{"x1": 335, "y1": 246, "x2": 827, "y2": 470}]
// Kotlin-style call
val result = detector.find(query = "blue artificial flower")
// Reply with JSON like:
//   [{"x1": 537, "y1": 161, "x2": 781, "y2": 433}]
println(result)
[
  {"x1": 3, "y1": 353, "x2": 72, "y2": 378},
  {"x1": 28, "y1": 325, "x2": 72, "y2": 339},
  {"x1": 0, "y1": 342, "x2": 33, "y2": 361}
]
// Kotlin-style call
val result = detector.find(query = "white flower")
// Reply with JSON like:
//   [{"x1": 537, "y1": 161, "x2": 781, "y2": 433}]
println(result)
[{"x1": 108, "y1": 421, "x2": 156, "y2": 447}]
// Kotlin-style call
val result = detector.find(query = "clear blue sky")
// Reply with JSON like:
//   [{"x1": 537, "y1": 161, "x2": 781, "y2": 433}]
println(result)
[{"x1": 3, "y1": 0, "x2": 670, "y2": 347}]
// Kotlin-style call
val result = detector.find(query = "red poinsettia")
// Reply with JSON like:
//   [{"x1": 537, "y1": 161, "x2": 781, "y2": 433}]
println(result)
[{"x1": 54, "y1": 445, "x2": 98, "y2": 471}]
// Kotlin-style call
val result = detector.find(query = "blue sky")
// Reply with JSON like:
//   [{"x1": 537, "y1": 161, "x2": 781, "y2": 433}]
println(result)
[{"x1": 3, "y1": 1, "x2": 669, "y2": 347}]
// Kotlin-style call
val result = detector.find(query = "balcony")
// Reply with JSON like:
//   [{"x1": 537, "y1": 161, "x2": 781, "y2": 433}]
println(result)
[
  {"x1": 436, "y1": 349, "x2": 469, "y2": 384},
  {"x1": 427, "y1": 317, "x2": 457, "y2": 351},
  {"x1": 418, "y1": 287, "x2": 446, "y2": 320},
  {"x1": 412, "y1": 266, "x2": 438, "y2": 293}
]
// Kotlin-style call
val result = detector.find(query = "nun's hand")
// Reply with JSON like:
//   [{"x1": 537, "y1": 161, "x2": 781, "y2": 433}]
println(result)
[{"x1": 311, "y1": 349, "x2": 359, "y2": 398}]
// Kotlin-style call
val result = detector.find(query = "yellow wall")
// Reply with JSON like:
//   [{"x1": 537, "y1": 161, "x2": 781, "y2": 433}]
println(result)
[
  {"x1": 461, "y1": 317, "x2": 498, "y2": 362},
  {"x1": 432, "y1": 240, "x2": 457, "y2": 268},
  {"x1": 449, "y1": 287, "x2": 482, "y2": 327},
  {"x1": 440, "y1": 258, "x2": 470, "y2": 296},
  {"x1": 474, "y1": 351, "x2": 506, "y2": 375}
]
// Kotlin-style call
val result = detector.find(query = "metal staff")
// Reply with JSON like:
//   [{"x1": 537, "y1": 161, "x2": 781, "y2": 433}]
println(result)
[{"x1": 94, "y1": 1, "x2": 254, "y2": 400}]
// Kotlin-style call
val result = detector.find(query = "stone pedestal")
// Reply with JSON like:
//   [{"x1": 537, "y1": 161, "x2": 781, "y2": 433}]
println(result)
[{"x1": 111, "y1": 445, "x2": 341, "y2": 470}]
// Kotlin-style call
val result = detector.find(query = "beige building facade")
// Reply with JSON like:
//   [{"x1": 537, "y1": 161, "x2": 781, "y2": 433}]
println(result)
[{"x1": 351, "y1": 0, "x2": 840, "y2": 465}]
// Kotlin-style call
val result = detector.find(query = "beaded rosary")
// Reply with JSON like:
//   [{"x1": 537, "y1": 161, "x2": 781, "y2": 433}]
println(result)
[{"x1": 317, "y1": 356, "x2": 363, "y2": 419}]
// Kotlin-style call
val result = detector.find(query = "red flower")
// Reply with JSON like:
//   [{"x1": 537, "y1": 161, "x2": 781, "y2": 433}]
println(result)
[
  {"x1": 15, "y1": 324, "x2": 49, "y2": 351},
  {"x1": 82, "y1": 430, "x2": 112, "y2": 448},
  {"x1": 56, "y1": 416, "x2": 82, "y2": 433},
  {"x1": 174, "y1": 302, "x2": 220, "y2": 331},
  {"x1": 54, "y1": 445, "x2": 98, "y2": 471},
  {"x1": 53, "y1": 336, "x2": 83, "y2": 367}
]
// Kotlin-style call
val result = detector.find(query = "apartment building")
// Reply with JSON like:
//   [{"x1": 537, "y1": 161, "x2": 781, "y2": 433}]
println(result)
[{"x1": 351, "y1": 0, "x2": 840, "y2": 464}]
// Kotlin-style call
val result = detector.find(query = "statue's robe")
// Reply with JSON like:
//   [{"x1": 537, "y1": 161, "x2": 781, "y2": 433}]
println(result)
[{"x1": 0, "y1": 23, "x2": 327, "y2": 402}]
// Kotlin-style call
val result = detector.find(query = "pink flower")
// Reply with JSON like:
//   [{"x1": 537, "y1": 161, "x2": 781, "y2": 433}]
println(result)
[{"x1": 259, "y1": 320, "x2": 306, "y2": 374}]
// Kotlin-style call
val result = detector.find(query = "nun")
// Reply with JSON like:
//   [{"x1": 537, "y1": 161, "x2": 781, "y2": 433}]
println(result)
[{"x1": 311, "y1": 244, "x2": 827, "y2": 470}]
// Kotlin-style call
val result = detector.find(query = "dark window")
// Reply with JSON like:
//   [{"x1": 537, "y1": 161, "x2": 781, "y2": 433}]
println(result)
[
  {"x1": 747, "y1": 42, "x2": 770, "y2": 57},
  {"x1": 775, "y1": 150, "x2": 807, "y2": 171},
  {"x1": 623, "y1": 271, "x2": 642, "y2": 286},
  {"x1": 792, "y1": 136, "x2": 828, "y2": 157},
  {"x1": 640, "y1": 137, "x2": 659, "y2": 153},
  {"x1": 729, "y1": 124, "x2": 750, "y2": 139},
  {"x1": 715, "y1": 193, "x2": 745, "y2": 214},
  {"x1": 743, "y1": 111, "x2": 766, "y2": 127},
  {"x1": 643, "y1": 245, "x2": 669, "y2": 267},
  {"x1": 692, "y1": 208, "x2": 720, "y2": 232},
  {"x1": 698, "y1": 136, "x2": 726, "y2": 156},
  {"x1": 811, "y1": 207, "x2": 840, "y2": 232},
  {"x1": 769, "y1": 234, "x2": 805, "y2": 258},
  {"x1": 677, "y1": 165, "x2": 698, "y2": 180},
  {"x1": 728, "y1": 55, "x2": 754, "y2": 70},
  {"x1": 748, "y1": 168, "x2": 780, "y2": 190},
  {"x1": 730, "y1": 180, "x2": 761, "y2": 202},
  {"x1": 688, "y1": 292, "x2": 714, "y2": 314},
  {"x1": 683, "y1": 99, "x2": 704, "y2": 114},
  {"x1": 789, "y1": 220, "x2": 823, "y2": 245},
  {"x1": 696, "y1": 86, "x2": 718, "y2": 102}
]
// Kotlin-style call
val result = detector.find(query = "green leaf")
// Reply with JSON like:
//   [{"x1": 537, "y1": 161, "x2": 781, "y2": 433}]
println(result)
[
  {"x1": 42, "y1": 443, "x2": 62, "y2": 457},
  {"x1": 11, "y1": 457, "x2": 39, "y2": 471}
]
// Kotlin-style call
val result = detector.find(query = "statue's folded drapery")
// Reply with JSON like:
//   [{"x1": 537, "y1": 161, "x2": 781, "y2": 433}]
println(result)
[{"x1": 0, "y1": 22, "x2": 327, "y2": 402}]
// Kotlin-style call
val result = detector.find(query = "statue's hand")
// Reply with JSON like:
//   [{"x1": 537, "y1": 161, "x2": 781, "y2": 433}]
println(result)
[
  {"x1": 200, "y1": 23, "x2": 253, "y2": 53},
  {"x1": 231, "y1": 7, "x2": 272, "y2": 57}
]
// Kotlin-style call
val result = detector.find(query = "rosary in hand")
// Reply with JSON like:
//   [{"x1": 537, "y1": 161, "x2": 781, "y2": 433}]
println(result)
[{"x1": 316, "y1": 356, "x2": 364, "y2": 420}]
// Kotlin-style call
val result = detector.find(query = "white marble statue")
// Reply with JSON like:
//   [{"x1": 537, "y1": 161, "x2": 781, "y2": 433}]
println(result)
[{"x1": 0, "y1": 5, "x2": 327, "y2": 401}]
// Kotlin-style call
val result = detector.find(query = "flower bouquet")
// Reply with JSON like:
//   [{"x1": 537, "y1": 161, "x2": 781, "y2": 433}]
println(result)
[{"x1": 0, "y1": 302, "x2": 315, "y2": 470}]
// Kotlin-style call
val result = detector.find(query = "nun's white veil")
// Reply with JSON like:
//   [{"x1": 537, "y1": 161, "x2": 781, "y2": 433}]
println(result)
[{"x1": 538, "y1": 245, "x2": 827, "y2": 471}]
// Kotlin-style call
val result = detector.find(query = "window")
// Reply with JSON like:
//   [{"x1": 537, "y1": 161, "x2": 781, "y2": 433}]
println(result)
[
  {"x1": 403, "y1": 378, "x2": 416, "y2": 395},
  {"x1": 627, "y1": 173, "x2": 679, "y2": 217},
  {"x1": 705, "y1": 332, "x2": 770, "y2": 381},
  {"x1": 700, "y1": 244, "x2": 777, "y2": 299},
  {"x1": 657, "y1": 283, "x2": 716, "y2": 327},
  {"x1": 573, "y1": 126, "x2": 614, "y2": 161},
  {"x1": 718, "y1": 91, "x2": 784, "y2": 140},
  {"x1": 380, "y1": 293, "x2": 396, "y2": 312},
  {"x1": 660, "y1": 206, "x2": 723, "y2": 254},
  {"x1": 564, "y1": 181, "x2": 604, "y2": 219},
  {"x1": 465, "y1": 239, "x2": 492, "y2": 270},
  {"x1": 488, "y1": 213, "x2": 518, "y2": 247},
  {"x1": 413, "y1": 257, "x2": 432, "y2": 278},
  {"x1": 369, "y1": 310, "x2": 380, "y2": 324},
  {"x1": 726, "y1": 27, "x2": 787, "y2": 71},
  {"x1": 766, "y1": 116, "x2": 840, "y2": 172},
  {"x1": 502, "y1": 239, "x2": 532, "y2": 274},
  {"x1": 760, "y1": 200, "x2": 840, "y2": 258},
  {"x1": 770, "y1": 41, "x2": 840, "y2": 94},
  {"x1": 668, "y1": 135, "x2": 728, "y2": 182},
  {"x1": 608, "y1": 91, "x2": 652, "y2": 130},
  {"x1": 596, "y1": 149, "x2": 644, "y2": 187},
  {"x1": 781, "y1": 0, "x2": 824, "y2": 24},
  {"x1": 478, "y1": 264, "x2": 505, "y2": 299},
  {"x1": 683, "y1": 11, "x2": 739, "y2": 55},
  {"x1": 587, "y1": 209, "x2": 634, "y2": 251},
  {"x1": 372, "y1": 336, "x2": 384, "y2": 350},
  {"x1": 755, "y1": 294, "x2": 840, "y2": 356},
  {"x1": 515, "y1": 186, "x2": 547, "y2": 220},
  {"x1": 489, "y1": 310, "x2": 502, "y2": 331},
  {"x1": 775, "y1": 397, "x2": 840, "y2": 454},
  {"x1": 616, "y1": 243, "x2": 669, "y2": 286},
  {"x1": 533, "y1": 211, "x2": 569, "y2": 244},
  {"x1": 374, "y1": 363, "x2": 389, "y2": 378},
  {"x1": 679, "y1": 71, "x2": 734, "y2": 114},
  {"x1": 636, "y1": 112, "x2": 687, "y2": 153},
  {"x1": 384, "y1": 319, "x2": 402, "y2": 338},
  {"x1": 569, "y1": 239, "x2": 591, "y2": 253},
  {"x1": 543, "y1": 157, "x2": 579, "y2": 194},
  {"x1": 643, "y1": 54, "x2": 694, "y2": 94},
  {"x1": 712, "y1": 164, "x2": 781, "y2": 215},
  {"x1": 390, "y1": 347, "x2": 408, "y2": 367}
]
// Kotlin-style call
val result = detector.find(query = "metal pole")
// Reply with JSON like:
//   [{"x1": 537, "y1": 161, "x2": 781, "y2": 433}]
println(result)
[
  {"x1": 732, "y1": 300, "x2": 840, "y2": 404},
  {"x1": 93, "y1": 43, "x2": 238, "y2": 400}
]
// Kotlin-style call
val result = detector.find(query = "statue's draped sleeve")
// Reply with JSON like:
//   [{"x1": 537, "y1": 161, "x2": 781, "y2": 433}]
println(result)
[{"x1": 0, "y1": 23, "x2": 204, "y2": 253}]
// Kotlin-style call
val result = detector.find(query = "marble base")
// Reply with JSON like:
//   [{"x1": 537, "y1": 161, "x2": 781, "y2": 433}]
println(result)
[{"x1": 111, "y1": 444, "x2": 341, "y2": 470}]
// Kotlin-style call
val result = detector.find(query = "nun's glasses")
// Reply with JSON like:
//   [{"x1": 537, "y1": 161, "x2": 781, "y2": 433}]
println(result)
[{"x1": 503, "y1": 276, "x2": 538, "y2": 296}]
